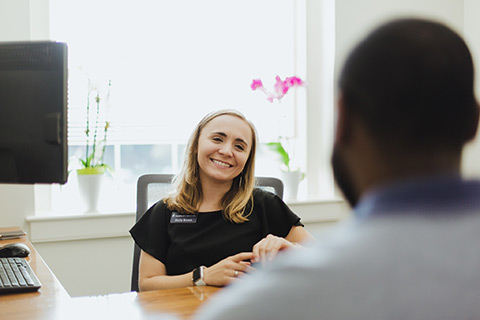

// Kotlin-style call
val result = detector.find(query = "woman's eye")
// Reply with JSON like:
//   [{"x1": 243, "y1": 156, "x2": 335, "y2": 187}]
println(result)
[
  {"x1": 212, "y1": 137, "x2": 222, "y2": 142},
  {"x1": 235, "y1": 144, "x2": 245, "y2": 151}
]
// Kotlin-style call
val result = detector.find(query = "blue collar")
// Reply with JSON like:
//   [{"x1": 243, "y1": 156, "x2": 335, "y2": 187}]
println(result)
[{"x1": 354, "y1": 174, "x2": 480, "y2": 220}]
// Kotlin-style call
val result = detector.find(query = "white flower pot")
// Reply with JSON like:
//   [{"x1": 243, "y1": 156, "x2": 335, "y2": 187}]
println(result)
[
  {"x1": 281, "y1": 171, "x2": 303, "y2": 201},
  {"x1": 77, "y1": 168, "x2": 105, "y2": 214}
]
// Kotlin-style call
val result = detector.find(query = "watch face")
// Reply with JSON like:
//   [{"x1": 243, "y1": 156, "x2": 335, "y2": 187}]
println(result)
[
  {"x1": 193, "y1": 267, "x2": 201, "y2": 282},
  {"x1": 193, "y1": 266, "x2": 206, "y2": 286}
]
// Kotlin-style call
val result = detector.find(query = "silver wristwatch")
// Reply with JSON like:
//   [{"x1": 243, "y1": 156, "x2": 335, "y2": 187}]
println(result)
[{"x1": 192, "y1": 266, "x2": 206, "y2": 286}]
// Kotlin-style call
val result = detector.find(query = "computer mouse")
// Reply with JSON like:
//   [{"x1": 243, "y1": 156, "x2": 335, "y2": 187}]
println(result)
[{"x1": 0, "y1": 242, "x2": 31, "y2": 258}]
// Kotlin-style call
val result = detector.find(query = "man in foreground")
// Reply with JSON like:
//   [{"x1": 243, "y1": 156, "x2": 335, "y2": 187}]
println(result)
[{"x1": 193, "y1": 18, "x2": 480, "y2": 319}]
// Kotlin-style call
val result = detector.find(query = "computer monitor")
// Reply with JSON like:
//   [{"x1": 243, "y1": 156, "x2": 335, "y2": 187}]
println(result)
[{"x1": 0, "y1": 41, "x2": 68, "y2": 184}]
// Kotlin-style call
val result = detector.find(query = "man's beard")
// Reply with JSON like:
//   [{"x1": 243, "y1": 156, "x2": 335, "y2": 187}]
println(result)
[{"x1": 331, "y1": 146, "x2": 359, "y2": 207}]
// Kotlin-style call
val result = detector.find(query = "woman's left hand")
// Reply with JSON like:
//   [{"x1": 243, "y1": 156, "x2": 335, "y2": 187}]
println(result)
[{"x1": 252, "y1": 234, "x2": 297, "y2": 266}]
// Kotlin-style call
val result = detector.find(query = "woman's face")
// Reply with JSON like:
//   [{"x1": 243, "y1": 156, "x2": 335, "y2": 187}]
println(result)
[{"x1": 197, "y1": 115, "x2": 252, "y2": 185}]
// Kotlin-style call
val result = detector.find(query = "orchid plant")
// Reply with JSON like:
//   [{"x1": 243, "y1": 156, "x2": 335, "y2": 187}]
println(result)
[
  {"x1": 250, "y1": 75, "x2": 305, "y2": 172},
  {"x1": 78, "y1": 80, "x2": 112, "y2": 174}
]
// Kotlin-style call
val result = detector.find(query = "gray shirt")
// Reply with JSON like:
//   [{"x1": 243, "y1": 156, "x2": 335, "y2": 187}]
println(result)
[{"x1": 194, "y1": 175, "x2": 480, "y2": 319}]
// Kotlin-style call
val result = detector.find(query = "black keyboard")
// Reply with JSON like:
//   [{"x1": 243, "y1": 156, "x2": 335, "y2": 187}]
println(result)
[{"x1": 0, "y1": 257, "x2": 41, "y2": 294}]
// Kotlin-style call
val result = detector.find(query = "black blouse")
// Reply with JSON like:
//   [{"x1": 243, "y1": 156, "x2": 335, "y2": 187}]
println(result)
[{"x1": 129, "y1": 189, "x2": 303, "y2": 275}]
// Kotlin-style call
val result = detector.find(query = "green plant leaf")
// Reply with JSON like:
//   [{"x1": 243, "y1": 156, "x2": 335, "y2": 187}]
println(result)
[{"x1": 266, "y1": 142, "x2": 290, "y2": 169}]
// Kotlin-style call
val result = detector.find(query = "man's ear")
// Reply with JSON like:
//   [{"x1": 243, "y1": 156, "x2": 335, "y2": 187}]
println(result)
[
  {"x1": 466, "y1": 101, "x2": 480, "y2": 142},
  {"x1": 334, "y1": 93, "x2": 353, "y2": 145}
]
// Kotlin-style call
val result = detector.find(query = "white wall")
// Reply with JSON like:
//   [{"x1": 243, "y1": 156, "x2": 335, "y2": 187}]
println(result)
[
  {"x1": 335, "y1": 0, "x2": 464, "y2": 73},
  {"x1": 0, "y1": 0, "x2": 30, "y2": 41},
  {"x1": 33, "y1": 236, "x2": 134, "y2": 296},
  {"x1": 0, "y1": 185, "x2": 34, "y2": 233},
  {"x1": 462, "y1": 0, "x2": 480, "y2": 178}
]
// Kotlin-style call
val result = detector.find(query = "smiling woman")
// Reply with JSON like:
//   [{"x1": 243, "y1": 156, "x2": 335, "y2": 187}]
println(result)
[
  {"x1": 166, "y1": 110, "x2": 258, "y2": 224},
  {"x1": 129, "y1": 110, "x2": 314, "y2": 291}
]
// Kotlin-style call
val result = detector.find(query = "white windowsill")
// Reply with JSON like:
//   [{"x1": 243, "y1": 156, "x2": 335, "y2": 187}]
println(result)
[
  {"x1": 287, "y1": 198, "x2": 350, "y2": 223},
  {"x1": 26, "y1": 198, "x2": 350, "y2": 243},
  {"x1": 26, "y1": 212, "x2": 135, "y2": 243}
]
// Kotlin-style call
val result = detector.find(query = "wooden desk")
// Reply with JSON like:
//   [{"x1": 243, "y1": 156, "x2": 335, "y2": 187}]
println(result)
[
  {"x1": 64, "y1": 286, "x2": 219, "y2": 319},
  {"x1": 0, "y1": 227, "x2": 219, "y2": 319}
]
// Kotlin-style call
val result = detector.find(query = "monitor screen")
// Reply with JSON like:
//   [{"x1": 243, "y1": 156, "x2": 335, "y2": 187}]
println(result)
[{"x1": 0, "y1": 41, "x2": 68, "y2": 184}]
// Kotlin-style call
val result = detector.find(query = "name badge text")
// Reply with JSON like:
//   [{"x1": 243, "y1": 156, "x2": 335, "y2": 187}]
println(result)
[{"x1": 170, "y1": 212, "x2": 197, "y2": 224}]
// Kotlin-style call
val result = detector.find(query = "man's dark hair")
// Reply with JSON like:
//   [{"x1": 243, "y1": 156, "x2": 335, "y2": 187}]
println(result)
[{"x1": 339, "y1": 18, "x2": 479, "y2": 151}]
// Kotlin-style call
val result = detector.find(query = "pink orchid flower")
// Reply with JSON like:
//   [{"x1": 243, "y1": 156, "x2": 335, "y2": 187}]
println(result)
[
  {"x1": 250, "y1": 79, "x2": 264, "y2": 91},
  {"x1": 274, "y1": 76, "x2": 289, "y2": 97},
  {"x1": 251, "y1": 75, "x2": 305, "y2": 103},
  {"x1": 285, "y1": 76, "x2": 304, "y2": 87}
]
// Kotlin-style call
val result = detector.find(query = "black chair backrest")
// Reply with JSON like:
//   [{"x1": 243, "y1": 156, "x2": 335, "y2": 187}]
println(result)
[{"x1": 130, "y1": 174, "x2": 284, "y2": 291}]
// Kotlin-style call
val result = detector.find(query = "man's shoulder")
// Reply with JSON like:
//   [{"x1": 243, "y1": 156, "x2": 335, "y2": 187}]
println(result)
[{"x1": 356, "y1": 176, "x2": 480, "y2": 219}]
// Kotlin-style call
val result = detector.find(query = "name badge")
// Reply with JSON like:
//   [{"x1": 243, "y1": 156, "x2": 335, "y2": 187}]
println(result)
[{"x1": 170, "y1": 212, "x2": 197, "y2": 224}]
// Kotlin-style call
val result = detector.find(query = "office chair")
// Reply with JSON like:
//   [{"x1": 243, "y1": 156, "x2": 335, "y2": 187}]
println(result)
[
  {"x1": 130, "y1": 173, "x2": 284, "y2": 292},
  {"x1": 255, "y1": 176, "x2": 283, "y2": 200}
]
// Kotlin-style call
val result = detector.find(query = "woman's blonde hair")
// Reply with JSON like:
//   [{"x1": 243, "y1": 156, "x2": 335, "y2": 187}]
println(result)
[{"x1": 164, "y1": 109, "x2": 257, "y2": 223}]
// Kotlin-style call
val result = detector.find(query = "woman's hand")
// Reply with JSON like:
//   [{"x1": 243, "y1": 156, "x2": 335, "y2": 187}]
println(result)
[
  {"x1": 252, "y1": 234, "x2": 298, "y2": 266},
  {"x1": 204, "y1": 252, "x2": 254, "y2": 287}
]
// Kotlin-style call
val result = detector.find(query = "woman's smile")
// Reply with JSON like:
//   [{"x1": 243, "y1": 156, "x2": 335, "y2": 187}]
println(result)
[{"x1": 211, "y1": 158, "x2": 233, "y2": 168}]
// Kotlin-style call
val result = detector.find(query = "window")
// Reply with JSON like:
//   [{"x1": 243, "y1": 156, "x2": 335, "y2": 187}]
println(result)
[{"x1": 48, "y1": 0, "x2": 321, "y2": 214}]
